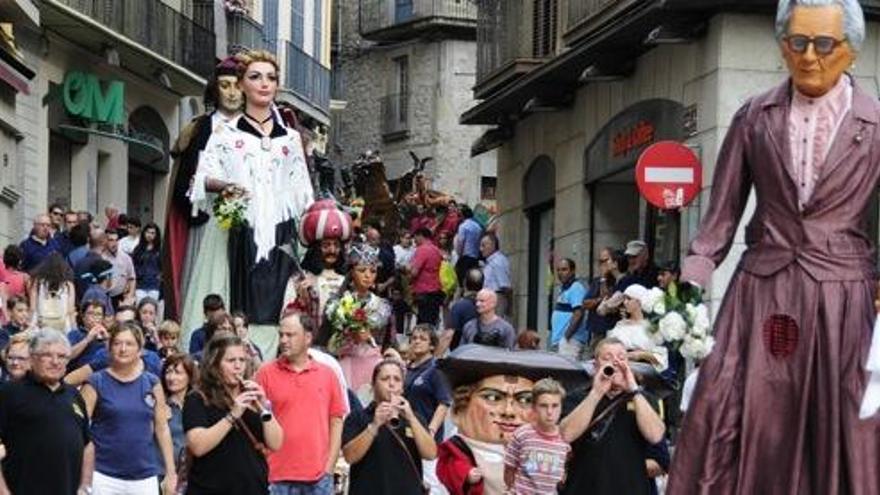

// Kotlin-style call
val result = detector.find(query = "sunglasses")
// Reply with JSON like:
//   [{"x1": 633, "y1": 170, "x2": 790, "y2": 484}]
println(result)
[{"x1": 784, "y1": 35, "x2": 846, "y2": 55}]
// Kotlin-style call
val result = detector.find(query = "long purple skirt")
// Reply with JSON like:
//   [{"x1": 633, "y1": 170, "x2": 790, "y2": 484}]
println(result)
[{"x1": 667, "y1": 264, "x2": 880, "y2": 494}]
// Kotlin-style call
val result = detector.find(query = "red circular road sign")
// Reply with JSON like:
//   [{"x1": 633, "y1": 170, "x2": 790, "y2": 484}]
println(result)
[{"x1": 635, "y1": 141, "x2": 702, "y2": 210}]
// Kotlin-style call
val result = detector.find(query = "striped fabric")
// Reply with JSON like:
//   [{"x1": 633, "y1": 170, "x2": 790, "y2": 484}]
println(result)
[{"x1": 504, "y1": 423, "x2": 571, "y2": 494}]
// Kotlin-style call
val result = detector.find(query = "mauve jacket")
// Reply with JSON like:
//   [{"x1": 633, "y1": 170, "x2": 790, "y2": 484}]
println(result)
[{"x1": 682, "y1": 77, "x2": 880, "y2": 287}]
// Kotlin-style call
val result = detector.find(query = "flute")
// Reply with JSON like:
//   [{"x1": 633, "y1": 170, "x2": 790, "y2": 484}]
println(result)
[{"x1": 238, "y1": 376, "x2": 273, "y2": 422}]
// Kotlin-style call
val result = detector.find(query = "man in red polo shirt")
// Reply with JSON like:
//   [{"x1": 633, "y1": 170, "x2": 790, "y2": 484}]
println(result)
[{"x1": 256, "y1": 311, "x2": 347, "y2": 494}]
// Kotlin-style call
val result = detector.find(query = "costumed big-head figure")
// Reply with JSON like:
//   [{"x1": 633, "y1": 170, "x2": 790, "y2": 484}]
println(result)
[
  {"x1": 668, "y1": 1, "x2": 880, "y2": 493},
  {"x1": 436, "y1": 345, "x2": 586, "y2": 495}
]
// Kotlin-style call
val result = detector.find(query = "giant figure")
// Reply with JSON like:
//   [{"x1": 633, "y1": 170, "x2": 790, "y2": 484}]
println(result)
[
  {"x1": 668, "y1": 1, "x2": 880, "y2": 493},
  {"x1": 163, "y1": 57, "x2": 241, "y2": 320}
]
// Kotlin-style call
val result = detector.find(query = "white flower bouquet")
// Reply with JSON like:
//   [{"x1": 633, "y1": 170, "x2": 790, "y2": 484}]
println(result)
[{"x1": 642, "y1": 283, "x2": 715, "y2": 360}]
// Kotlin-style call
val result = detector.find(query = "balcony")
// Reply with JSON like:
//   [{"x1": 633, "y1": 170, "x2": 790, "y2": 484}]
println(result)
[
  {"x1": 51, "y1": 0, "x2": 215, "y2": 80},
  {"x1": 563, "y1": 0, "x2": 647, "y2": 46},
  {"x1": 284, "y1": 42, "x2": 330, "y2": 116},
  {"x1": 381, "y1": 92, "x2": 409, "y2": 140},
  {"x1": 474, "y1": 0, "x2": 544, "y2": 100},
  {"x1": 359, "y1": 0, "x2": 477, "y2": 43},
  {"x1": 227, "y1": 11, "x2": 273, "y2": 55}
]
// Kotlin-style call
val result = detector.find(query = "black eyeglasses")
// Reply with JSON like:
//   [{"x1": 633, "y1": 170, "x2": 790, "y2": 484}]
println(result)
[{"x1": 785, "y1": 35, "x2": 846, "y2": 55}]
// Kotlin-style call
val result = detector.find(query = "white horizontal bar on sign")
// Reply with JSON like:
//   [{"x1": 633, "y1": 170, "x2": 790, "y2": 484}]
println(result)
[{"x1": 644, "y1": 167, "x2": 694, "y2": 183}]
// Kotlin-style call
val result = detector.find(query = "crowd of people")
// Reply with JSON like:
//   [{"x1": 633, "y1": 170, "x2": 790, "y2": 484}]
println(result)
[
  {"x1": 0, "y1": 196, "x2": 690, "y2": 495},
  {"x1": 0, "y1": 48, "x2": 685, "y2": 495}
]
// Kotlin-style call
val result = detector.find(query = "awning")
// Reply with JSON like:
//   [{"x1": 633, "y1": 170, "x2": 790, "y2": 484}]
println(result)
[
  {"x1": 470, "y1": 126, "x2": 512, "y2": 157},
  {"x1": 0, "y1": 46, "x2": 35, "y2": 95},
  {"x1": 57, "y1": 123, "x2": 167, "y2": 170}
]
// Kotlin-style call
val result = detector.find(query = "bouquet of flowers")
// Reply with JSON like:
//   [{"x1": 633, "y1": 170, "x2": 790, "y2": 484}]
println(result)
[
  {"x1": 213, "y1": 186, "x2": 248, "y2": 230},
  {"x1": 639, "y1": 282, "x2": 715, "y2": 360},
  {"x1": 325, "y1": 292, "x2": 376, "y2": 351}
]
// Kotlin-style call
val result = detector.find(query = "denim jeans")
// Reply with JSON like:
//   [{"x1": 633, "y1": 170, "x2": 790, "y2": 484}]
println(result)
[{"x1": 269, "y1": 474, "x2": 334, "y2": 495}]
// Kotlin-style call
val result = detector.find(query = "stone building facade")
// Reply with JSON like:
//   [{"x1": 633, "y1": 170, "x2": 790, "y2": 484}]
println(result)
[{"x1": 331, "y1": 0, "x2": 496, "y2": 208}]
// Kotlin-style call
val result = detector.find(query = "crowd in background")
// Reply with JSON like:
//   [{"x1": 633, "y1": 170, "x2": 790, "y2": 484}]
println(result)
[{"x1": 0, "y1": 198, "x2": 691, "y2": 495}]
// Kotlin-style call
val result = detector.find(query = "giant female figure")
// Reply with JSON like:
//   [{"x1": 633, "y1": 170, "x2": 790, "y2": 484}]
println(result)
[
  {"x1": 668, "y1": 1, "x2": 880, "y2": 493},
  {"x1": 189, "y1": 50, "x2": 313, "y2": 352}
]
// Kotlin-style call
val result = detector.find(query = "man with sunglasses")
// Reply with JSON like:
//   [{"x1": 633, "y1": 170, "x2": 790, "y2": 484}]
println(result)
[{"x1": 668, "y1": 1, "x2": 880, "y2": 493}]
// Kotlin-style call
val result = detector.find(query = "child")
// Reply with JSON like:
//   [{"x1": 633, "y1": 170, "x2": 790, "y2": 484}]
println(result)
[
  {"x1": 504, "y1": 378, "x2": 571, "y2": 494},
  {"x1": 158, "y1": 320, "x2": 182, "y2": 354}
]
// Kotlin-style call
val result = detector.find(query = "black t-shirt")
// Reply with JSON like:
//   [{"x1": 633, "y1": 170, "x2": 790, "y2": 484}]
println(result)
[
  {"x1": 0, "y1": 374, "x2": 90, "y2": 495},
  {"x1": 561, "y1": 394, "x2": 652, "y2": 495},
  {"x1": 342, "y1": 403, "x2": 425, "y2": 495},
  {"x1": 183, "y1": 392, "x2": 268, "y2": 495}
]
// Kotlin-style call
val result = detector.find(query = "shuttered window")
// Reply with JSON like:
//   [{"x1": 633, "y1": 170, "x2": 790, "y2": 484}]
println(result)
[
  {"x1": 314, "y1": 0, "x2": 322, "y2": 60},
  {"x1": 263, "y1": 0, "x2": 279, "y2": 53},
  {"x1": 532, "y1": 0, "x2": 557, "y2": 58},
  {"x1": 292, "y1": 0, "x2": 305, "y2": 48}
]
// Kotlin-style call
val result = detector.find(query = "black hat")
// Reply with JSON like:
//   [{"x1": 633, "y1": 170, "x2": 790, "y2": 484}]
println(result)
[{"x1": 437, "y1": 344, "x2": 589, "y2": 390}]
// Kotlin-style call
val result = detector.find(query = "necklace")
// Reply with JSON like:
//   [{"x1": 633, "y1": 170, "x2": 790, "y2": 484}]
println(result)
[{"x1": 244, "y1": 111, "x2": 273, "y2": 151}]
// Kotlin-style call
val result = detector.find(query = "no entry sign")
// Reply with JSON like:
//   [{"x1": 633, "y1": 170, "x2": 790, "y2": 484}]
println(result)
[{"x1": 635, "y1": 141, "x2": 702, "y2": 210}]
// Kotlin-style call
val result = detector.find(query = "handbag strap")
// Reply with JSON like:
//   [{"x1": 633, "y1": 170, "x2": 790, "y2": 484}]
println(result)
[
  {"x1": 235, "y1": 415, "x2": 270, "y2": 457},
  {"x1": 585, "y1": 392, "x2": 632, "y2": 434},
  {"x1": 386, "y1": 425, "x2": 425, "y2": 487}
]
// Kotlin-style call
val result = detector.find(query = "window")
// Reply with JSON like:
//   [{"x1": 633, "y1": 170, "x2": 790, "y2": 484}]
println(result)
[
  {"x1": 394, "y1": 56, "x2": 409, "y2": 123},
  {"x1": 532, "y1": 0, "x2": 557, "y2": 58},
  {"x1": 292, "y1": 0, "x2": 305, "y2": 48},
  {"x1": 263, "y1": 0, "x2": 279, "y2": 53},
  {"x1": 481, "y1": 176, "x2": 497, "y2": 201},
  {"x1": 313, "y1": 0, "x2": 323, "y2": 59}
]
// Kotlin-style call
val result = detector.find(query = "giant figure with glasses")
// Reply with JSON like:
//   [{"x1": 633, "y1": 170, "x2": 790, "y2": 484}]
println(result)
[{"x1": 668, "y1": 1, "x2": 880, "y2": 493}]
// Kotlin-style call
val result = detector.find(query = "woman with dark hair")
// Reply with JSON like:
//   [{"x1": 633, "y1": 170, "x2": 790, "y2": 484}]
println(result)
[
  {"x1": 137, "y1": 297, "x2": 161, "y2": 351},
  {"x1": 161, "y1": 353, "x2": 198, "y2": 469},
  {"x1": 343, "y1": 358, "x2": 437, "y2": 494},
  {"x1": 27, "y1": 251, "x2": 75, "y2": 333},
  {"x1": 132, "y1": 222, "x2": 162, "y2": 304},
  {"x1": 231, "y1": 311, "x2": 262, "y2": 373},
  {"x1": 183, "y1": 333, "x2": 283, "y2": 495},
  {"x1": 2, "y1": 245, "x2": 29, "y2": 298}
]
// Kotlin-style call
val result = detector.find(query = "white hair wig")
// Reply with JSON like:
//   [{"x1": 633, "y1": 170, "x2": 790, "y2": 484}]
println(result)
[{"x1": 775, "y1": 0, "x2": 865, "y2": 51}]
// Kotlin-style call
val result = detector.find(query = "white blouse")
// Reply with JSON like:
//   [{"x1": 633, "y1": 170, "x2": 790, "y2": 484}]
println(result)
[
  {"x1": 190, "y1": 115, "x2": 314, "y2": 262},
  {"x1": 608, "y1": 319, "x2": 669, "y2": 372}
]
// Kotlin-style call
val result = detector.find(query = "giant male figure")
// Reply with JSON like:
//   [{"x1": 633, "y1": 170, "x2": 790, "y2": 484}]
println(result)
[{"x1": 668, "y1": 1, "x2": 880, "y2": 493}]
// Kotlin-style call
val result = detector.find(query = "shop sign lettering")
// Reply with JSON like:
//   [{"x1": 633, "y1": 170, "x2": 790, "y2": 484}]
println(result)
[
  {"x1": 612, "y1": 120, "x2": 655, "y2": 158},
  {"x1": 62, "y1": 71, "x2": 125, "y2": 126}
]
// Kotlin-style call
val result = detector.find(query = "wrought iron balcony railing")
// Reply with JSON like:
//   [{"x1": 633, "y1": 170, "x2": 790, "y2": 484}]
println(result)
[
  {"x1": 57, "y1": 0, "x2": 215, "y2": 79},
  {"x1": 227, "y1": 10, "x2": 273, "y2": 55},
  {"x1": 285, "y1": 42, "x2": 330, "y2": 114},
  {"x1": 359, "y1": 0, "x2": 477, "y2": 41}
]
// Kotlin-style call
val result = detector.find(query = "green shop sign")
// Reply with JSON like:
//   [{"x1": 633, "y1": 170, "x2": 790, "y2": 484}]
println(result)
[{"x1": 62, "y1": 71, "x2": 125, "y2": 126}]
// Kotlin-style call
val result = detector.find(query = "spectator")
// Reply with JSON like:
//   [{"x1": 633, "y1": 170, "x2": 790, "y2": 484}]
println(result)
[
  {"x1": 102, "y1": 230, "x2": 136, "y2": 308},
  {"x1": 0, "y1": 328, "x2": 93, "y2": 495},
  {"x1": 158, "y1": 320, "x2": 182, "y2": 354},
  {"x1": 607, "y1": 285, "x2": 668, "y2": 371},
  {"x1": 132, "y1": 222, "x2": 162, "y2": 303},
  {"x1": 342, "y1": 358, "x2": 437, "y2": 494},
  {"x1": 19, "y1": 213, "x2": 62, "y2": 271},
  {"x1": 79, "y1": 258, "x2": 115, "y2": 318},
  {"x1": 191, "y1": 311, "x2": 235, "y2": 364},
  {"x1": 104, "y1": 205, "x2": 121, "y2": 233},
  {"x1": 80, "y1": 322, "x2": 177, "y2": 494},
  {"x1": 584, "y1": 247, "x2": 623, "y2": 345},
  {"x1": 404, "y1": 324, "x2": 451, "y2": 492},
  {"x1": 1, "y1": 245, "x2": 28, "y2": 298},
  {"x1": 393, "y1": 230, "x2": 415, "y2": 269},
  {"x1": 64, "y1": 210, "x2": 80, "y2": 232},
  {"x1": 47, "y1": 204, "x2": 64, "y2": 234},
  {"x1": 461, "y1": 289, "x2": 516, "y2": 350},
  {"x1": 231, "y1": 311, "x2": 262, "y2": 370},
  {"x1": 188, "y1": 294, "x2": 226, "y2": 355},
  {"x1": 516, "y1": 329, "x2": 541, "y2": 350},
  {"x1": 551, "y1": 258, "x2": 588, "y2": 358},
  {"x1": 479, "y1": 233, "x2": 511, "y2": 317},
  {"x1": 441, "y1": 268, "x2": 483, "y2": 354},
  {"x1": 77, "y1": 210, "x2": 94, "y2": 226},
  {"x1": 504, "y1": 378, "x2": 571, "y2": 494},
  {"x1": 120, "y1": 216, "x2": 141, "y2": 254},
  {"x1": 454, "y1": 205, "x2": 483, "y2": 286},
  {"x1": 618, "y1": 240, "x2": 658, "y2": 290},
  {"x1": 559, "y1": 337, "x2": 665, "y2": 495},
  {"x1": 136, "y1": 297, "x2": 160, "y2": 351},
  {"x1": 183, "y1": 333, "x2": 283, "y2": 495},
  {"x1": 73, "y1": 226, "x2": 107, "y2": 303},
  {"x1": 28, "y1": 252, "x2": 76, "y2": 333},
  {"x1": 65, "y1": 223, "x2": 91, "y2": 268},
  {"x1": 68, "y1": 300, "x2": 109, "y2": 372},
  {"x1": 409, "y1": 227, "x2": 444, "y2": 326},
  {"x1": 1, "y1": 332, "x2": 30, "y2": 382},
  {"x1": 365, "y1": 224, "x2": 396, "y2": 296},
  {"x1": 656, "y1": 261, "x2": 680, "y2": 290},
  {"x1": 256, "y1": 312, "x2": 346, "y2": 494},
  {"x1": 0, "y1": 296, "x2": 30, "y2": 348},
  {"x1": 160, "y1": 353, "x2": 198, "y2": 469}
]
